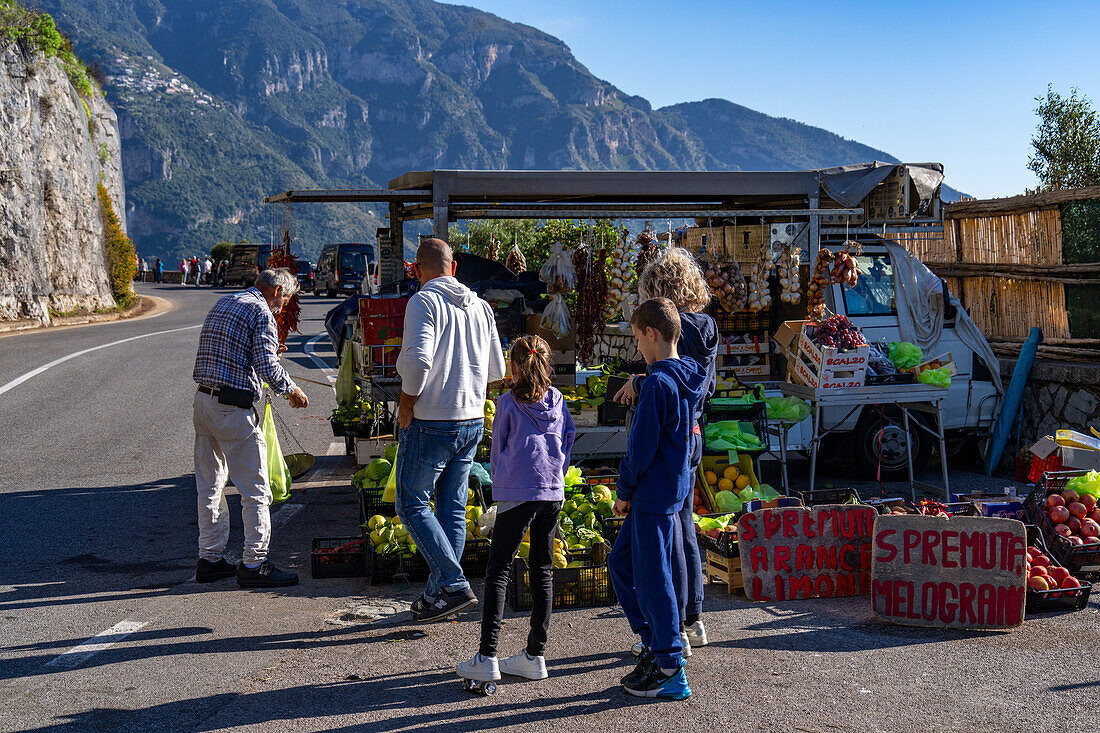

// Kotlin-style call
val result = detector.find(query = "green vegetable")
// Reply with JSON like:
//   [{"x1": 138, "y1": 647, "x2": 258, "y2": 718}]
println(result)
[
  {"x1": 366, "y1": 458, "x2": 392, "y2": 482},
  {"x1": 564, "y1": 466, "x2": 584, "y2": 487},
  {"x1": 595, "y1": 500, "x2": 614, "y2": 518},
  {"x1": 714, "y1": 491, "x2": 742, "y2": 513},
  {"x1": 888, "y1": 341, "x2": 923, "y2": 370},
  {"x1": 918, "y1": 366, "x2": 951, "y2": 388},
  {"x1": 558, "y1": 515, "x2": 574, "y2": 534},
  {"x1": 383, "y1": 443, "x2": 398, "y2": 462}
]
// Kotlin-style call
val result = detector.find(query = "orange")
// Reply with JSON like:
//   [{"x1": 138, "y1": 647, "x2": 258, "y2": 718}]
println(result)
[
  {"x1": 722, "y1": 466, "x2": 740, "y2": 481},
  {"x1": 704, "y1": 471, "x2": 719, "y2": 486},
  {"x1": 717, "y1": 478, "x2": 734, "y2": 491},
  {"x1": 735, "y1": 475, "x2": 751, "y2": 490}
]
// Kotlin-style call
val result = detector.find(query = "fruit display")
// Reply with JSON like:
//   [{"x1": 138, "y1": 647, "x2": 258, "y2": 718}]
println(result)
[
  {"x1": 1026, "y1": 544, "x2": 1084, "y2": 595},
  {"x1": 331, "y1": 395, "x2": 386, "y2": 425},
  {"x1": 806, "y1": 248, "x2": 832, "y2": 315},
  {"x1": 744, "y1": 247, "x2": 773, "y2": 312},
  {"x1": 1043, "y1": 489, "x2": 1100, "y2": 546},
  {"x1": 695, "y1": 512, "x2": 737, "y2": 541},
  {"x1": 830, "y1": 248, "x2": 860, "y2": 287},
  {"x1": 312, "y1": 538, "x2": 365, "y2": 566},
  {"x1": 809, "y1": 314, "x2": 867, "y2": 351},
  {"x1": 365, "y1": 514, "x2": 417, "y2": 556},
  {"x1": 505, "y1": 243, "x2": 527, "y2": 274},
  {"x1": 604, "y1": 230, "x2": 632, "y2": 321},
  {"x1": 558, "y1": 485, "x2": 614, "y2": 551},
  {"x1": 778, "y1": 245, "x2": 801, "y2": 304},
  {"x1": 352, "y1": 454, "x2": 395, "y2": 489},
  {"x1": 483, "y1": 399, "x2": 496, "y2": 433},
  {"x1": 704, "y1": 261, "x2": 748, "y2": 313}
]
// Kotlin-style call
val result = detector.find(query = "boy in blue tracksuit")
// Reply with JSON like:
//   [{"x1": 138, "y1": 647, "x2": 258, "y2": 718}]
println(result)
[{"x1": 609, "y1": 297, "x2": 707, "y2": 700}]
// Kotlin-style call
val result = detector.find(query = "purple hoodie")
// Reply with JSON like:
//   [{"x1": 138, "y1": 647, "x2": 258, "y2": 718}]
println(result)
[{"x1": 490, "y1": 386, "x2": 576, "y2": 502}]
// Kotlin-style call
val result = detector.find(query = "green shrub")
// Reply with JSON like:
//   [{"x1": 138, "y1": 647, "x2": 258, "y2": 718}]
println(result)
[
  {"x1": 97, "y1": 182, "x2": 136, "y2": 306},
  {"x1": 1, "y1": 1, "x2": 96, "y2": 97}
]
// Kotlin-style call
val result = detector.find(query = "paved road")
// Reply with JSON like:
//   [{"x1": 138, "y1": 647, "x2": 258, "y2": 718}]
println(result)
[{"x1": 0, "y1": 284, "x2": 1097, "y2": 732}]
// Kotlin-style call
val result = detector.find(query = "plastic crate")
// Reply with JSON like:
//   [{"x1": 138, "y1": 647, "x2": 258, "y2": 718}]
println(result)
[
  {"x1": 797, "y1": 487, "x2": 862, "y2": 506},
  {"x1": 475, "y1": 435, "x2": 492, "y2": 462},
  {"x1": 311, "y1": 537, "x2": 368, "y2": 579},
  {"x1": 708, "y1": 303, "x2": 770, "y2": 333},
  {"x1": 369, "y1": 547, "x2": 431, "y2": 585},
  {"x1": 492, "y1": 300, "x2": 525, "y2": 337},
  {"x1": 702, "y1": 399, "x2": 769, "y2": 454},
  {"x1": 1025, "y1": 525, "x2": 1094, "y2": 614},
  {"x1": 359, "y1": 297, "x2": 409, "y2": 344},
  {"x1": 583, "y1": 471, "x2": 619, "y2": 489},
  {"x1": 695, "y1": 514, "x2": 739, "y2": 558},
  {"x1": 866, "y1": 372, "x2": 917, "y2": 386},
  {"x1": 358, "y1": 485, "x2": 396, "y2": 522},
  {"x1": 508, "y1": 545, "x2": 615, "y2": 611},
  {"x1": 461, "y1": 538, "x2": 493, "y2": 578},
  {"x1": 600, "y1": 515, "x2": 624, "y2": 544},
  {"x1": 1024, "y1": 471, "x2": 1100, "y2": 580}
]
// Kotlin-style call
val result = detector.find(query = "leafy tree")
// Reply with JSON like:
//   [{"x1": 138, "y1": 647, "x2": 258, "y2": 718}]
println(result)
[
  {"x1": 448, "y1": 219, "x2": 621, "y2": 271},
  {"x1": 1029, "y1": 86, "x2": 1100, "y2": 190},
  {"x1": 210, "y1": 240, "x2": 233, "y2": 262}
]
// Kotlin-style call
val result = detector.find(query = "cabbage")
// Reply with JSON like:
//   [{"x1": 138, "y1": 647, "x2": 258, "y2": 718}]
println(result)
[{"x1": 366, "y1": 458, "x2": 392, "y2": 481}]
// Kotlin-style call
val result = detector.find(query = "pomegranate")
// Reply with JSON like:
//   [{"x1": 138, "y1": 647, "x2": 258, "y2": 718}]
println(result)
[
  {"x1": 1028, "y1": 576, "x2": 1050, "y2": 591},
  {"x1": 1081, "y1": 494, "x2": 1097, "y2": 512},
  {"x1": 1033, "y1": 554, "x2": 1052, "y2": 567},
  {"x1": 1048, "y1": 567, "x2": 1071, "y2": 584},
  {"x1": 1069, "y1": 502, "x2": 1088, "y2": 519},
  {"x1": 1084, "y1": 536, "x2": 1100, "y2": 545},
  {"x1": 1055, "y1": 523, "x2": 1073, "y2": 538},
  {"x1": 1082, "y1": 519, "x2": 1100, "y2": 538},
  {"x1": 1061, "y1": 576, "x2": 1082, "y2": 591},
  {"x1": 1090, "y1": 509, "x2": 1100, "y2": 524},
  {"x1": 1031, "y1": 566, "x2": 1050, "y2": 578},
  {"x1": 1050, "y1": 506, "x2": 1071, "y2": 524},
  {"x1": 1028, "y1": 547, "x2": 1041, "y2": 559},
  {"x1": 1047, "y1": 494, "x2": 1066, "y2": 509},
  {"x1": 1063, "y1": 489, "x2": 1080, "y2": 504},
  {"x1": 1068, "y1": 516, "x2": 1083, "y2": 533},
  {"x1": 1070, "y1": 536, "x2": 1086, "y2": 546}
]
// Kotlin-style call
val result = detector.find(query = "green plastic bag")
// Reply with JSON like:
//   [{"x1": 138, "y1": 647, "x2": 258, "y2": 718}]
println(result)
[
  {"x1": 335, "y1": 341, "x2": 357, "y2": 407},
  {"x1": 704, "y1": 420, "x2": 763, "y2": 451},
  {"x1": 262, "y1": 402, "x2": 291, "y2": 504},
  {"x1": 918, "y1": 366, "x2": 951, "y2": 388},
  {"x1": 1066, "y1": 471, "x2": 1100, "y2": 499},
  {"x1": 764, "y1": 396, "x2": 812, "y2": 422},
  {"x1": 888, "y1": 342, "x2": 923, "y2": 370}
]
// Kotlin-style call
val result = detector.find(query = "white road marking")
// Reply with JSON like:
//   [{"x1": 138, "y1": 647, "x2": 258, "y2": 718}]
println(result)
[
  {"x1": 303, "y1": 333, "x2": 337, "y2": 383},
  {"x1": 46, "y1": 620, "x2": 148, "y2": 668},
  {"x1": 0, "y1": 324, "x2": 202, "y2": 397},
  {"x1": 327, "y1": 440, "x2": 345, "y2": 456},
  {"x1": 271, "y1": 501, "x2": 304, "y2": 531}
]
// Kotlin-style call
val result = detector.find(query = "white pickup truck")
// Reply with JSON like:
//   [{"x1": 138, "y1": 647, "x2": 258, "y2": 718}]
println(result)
[{"x1": 765, "y1": 240, "x2": 1003, "y2": 478}]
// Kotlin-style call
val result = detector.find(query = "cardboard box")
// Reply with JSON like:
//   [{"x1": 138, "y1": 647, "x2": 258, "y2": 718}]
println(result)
[
  {"x1": 526, "y1": 314, "x2": 575, "y2": 351},
  {"x1": 797, "y1": 330, "x2": 870, "y2": 373},
  {"x1": 773, "y1": 320, "x2": 809, "y2": 356},
  {"x1": 911, "y1": 352, "x2": 957, "y2": 378},
  {"x1": 1061, "y1": 446, "x2": 1100, "y2": 471}
]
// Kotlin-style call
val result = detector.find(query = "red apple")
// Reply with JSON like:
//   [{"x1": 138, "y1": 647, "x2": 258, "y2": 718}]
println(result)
[
  {"x1": 1063, "y1": 489, "x2": 1080, "y2": 504},
  {"x1": 1056, "y1": 524, "x2": 1073, "y2": 538},
  {"x1": 1069, "y1": 502, "x2": 1088, "y2": 519},
  {"x1": 1047, "y1": 494, "x2": 1066, "y2": 509},
  {"x1": 1081, "y1": 494, "x2": 1097, "y2": 512},
  {"x1": 1048, "y1": 567, "x2": 1070, "y2": 584},
  {"x1": 1082, "y1": 519, "x2": 1100, "y2": 538},
  {"x1": 1061, "y1": 576, "x2": 1082, "y2": 591},
  {"x1": 1068, "y1": 516, "x2": 1083, "y2": 533},
  {"x1": 1028, "y1": 576, "x2": 1050, "y2": 591},
  {"x1": 1050, "y1": 506, "x2": 1072, "y2": 524},
  {"x1": 1033, "y1": 553, "x2": 1052, "y2": 567}
]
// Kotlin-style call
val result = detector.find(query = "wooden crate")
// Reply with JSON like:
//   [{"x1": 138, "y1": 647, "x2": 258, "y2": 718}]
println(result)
[{"x1": 705, "y1": 550, "x2": 743, "y2": 594}]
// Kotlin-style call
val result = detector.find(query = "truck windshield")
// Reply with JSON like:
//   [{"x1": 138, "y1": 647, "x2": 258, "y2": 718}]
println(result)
[
  {"x1": 339, "y1": 246, "x2": 374, "y2": 273},
  {"x1": 841, "y1": 254, "x2": 896, "y2": 316}
]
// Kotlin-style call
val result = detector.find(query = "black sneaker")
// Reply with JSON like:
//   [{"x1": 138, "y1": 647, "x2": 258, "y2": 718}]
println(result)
[
  {"x1": 196, "y1": 558, "x2": 237, "y2": 583},
  {"x1": 410, "y1": 594, "x2": 434, "y2": 615},
  {"x1": 621, "y1": 648, "x2": 656, "y2": 686},
  {"x1": 412, "y1": 587, "x2": 478, "y2": 623},
  {"x1": 236, "y1": 560, "x2": 299, "y2": 588},
  {"x1": 623, "y1": 663, "x2": 692, "y2": 700}
]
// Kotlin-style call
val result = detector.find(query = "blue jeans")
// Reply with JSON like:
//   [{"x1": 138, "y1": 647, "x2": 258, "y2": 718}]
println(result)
[{"x1": 395, "y1": 417, "x2": 483, "y2": 599}]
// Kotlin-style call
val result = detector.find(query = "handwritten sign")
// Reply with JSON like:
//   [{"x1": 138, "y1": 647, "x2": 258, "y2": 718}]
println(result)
[
  {"x1": 738, "y1": 505, "x2": 878, "y2": 601},
  {"x1": 870, "y1": 515, "x2": 1026, "y2": 630}
]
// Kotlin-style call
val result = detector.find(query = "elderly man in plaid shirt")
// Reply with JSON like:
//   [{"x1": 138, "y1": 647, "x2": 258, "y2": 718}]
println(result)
[{"x1": 192, "y1": 268, "x2": 309, "y2": 588}]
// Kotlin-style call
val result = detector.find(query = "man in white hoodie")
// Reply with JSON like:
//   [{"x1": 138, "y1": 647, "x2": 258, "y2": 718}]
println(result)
[{"x1": 396, "y1": 238, "x2": 506, "y2": 622}]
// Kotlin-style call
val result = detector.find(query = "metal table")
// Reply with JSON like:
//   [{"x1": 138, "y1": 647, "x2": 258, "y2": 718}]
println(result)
[{"x1": 780, "y1": 382, "x2": 951, "y2": 502}]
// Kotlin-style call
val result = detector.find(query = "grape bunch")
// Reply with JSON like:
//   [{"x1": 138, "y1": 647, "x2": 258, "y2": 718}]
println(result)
[{"x1": 811, "y1": 314, "x2": 867, "y2": 351}]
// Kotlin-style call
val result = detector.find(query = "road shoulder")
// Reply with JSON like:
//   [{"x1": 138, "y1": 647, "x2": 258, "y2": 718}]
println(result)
[{"x1": 0, "y1": 295, "x2": 173, "y2": 337}]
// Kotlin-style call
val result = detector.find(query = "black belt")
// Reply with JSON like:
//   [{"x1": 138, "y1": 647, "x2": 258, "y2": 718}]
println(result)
[
  {"x1": 197, "y1": 385, "x2": 221, "y2": 397},
  {"x1": 197, "y1": 384, "x2": 255, "y2": 408}
]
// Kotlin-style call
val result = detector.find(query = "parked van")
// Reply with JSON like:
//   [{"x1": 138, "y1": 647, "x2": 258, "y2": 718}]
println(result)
[
  {"x1": 314, "y1": 242, "x2": 377, "y2": 297},
  {"x1": 220, "y1": 244, "x2": 273, "y2": 288},
  {"x1": 762, "y1": 236, "x2": 1001, "y2": 478}
]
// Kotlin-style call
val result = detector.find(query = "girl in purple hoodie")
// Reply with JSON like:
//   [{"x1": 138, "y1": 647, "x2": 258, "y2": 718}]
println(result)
[{"x1": 456, "y1": 335, "x2": 576, "y2": 686}]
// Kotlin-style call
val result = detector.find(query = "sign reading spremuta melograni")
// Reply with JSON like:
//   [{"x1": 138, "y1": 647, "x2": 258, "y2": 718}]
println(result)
[
  {"x1": 871, "y1": 514, "x2": 1027, "y2": 629},
  {"x1": 738, "y1": 504, "x2": 878, "y2": 602}
]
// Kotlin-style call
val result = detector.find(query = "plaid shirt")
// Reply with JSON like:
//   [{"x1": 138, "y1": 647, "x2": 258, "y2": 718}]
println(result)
[{"x1": 192, "y1": 288, "x2": 296, "y2": 400}]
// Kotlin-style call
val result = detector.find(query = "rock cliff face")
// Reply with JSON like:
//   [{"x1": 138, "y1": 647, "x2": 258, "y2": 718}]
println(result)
[{"x1": 0, "y1": 43, "x2": 125, "y2": 323}]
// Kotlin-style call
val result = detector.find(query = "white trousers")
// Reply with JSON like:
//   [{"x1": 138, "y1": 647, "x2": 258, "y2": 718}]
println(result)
[{"x1": 193, "y1": 390, "x2": 271, "y2": 564}]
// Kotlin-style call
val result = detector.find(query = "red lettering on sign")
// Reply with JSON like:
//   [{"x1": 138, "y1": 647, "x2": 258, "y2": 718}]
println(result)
[
  {"x1": 872, "y1": 578, "x2": 894, "y2": 613},
  {"x1": 941, "y1": 531, "x2": 959, "y2": 569},
  {"x1": 750, "y1": 546, "x2": 769, "y2": 573},
  {"x1": 789, "y1": 575, "x2": 813, "y2": 599},
  {"x1": 775, "y1": 546, "x2": 792, "y2": 573},
  {"x1": 782, "y1": 510, "x2": 800, "y2": 538},
  {"x1": 902, "y1": 530, "x2": 920, "y2": 563},
  {"x1": 977, "y1": 535, "x2": 996, "y2": 570},
  {"x1": 751, "y1": 576, "x2": 767, "y2": 601},
  {"x1": 764, "y1": 511, "x2": 783, "y2": 540},
  {"x1": 978, "y1": 583, "x2": 997, "y2": 626},
  {"x1": 814, "y1": 574, "x2": 834, "y2": 597},
  {"x1": 839, "y1": 543, "x2": 856, "y2": 571},
  {"x1": 875, "y1": 529, "x2": 898, "y2": 562},
  {"x1": 938, "y1": 582, "x2": 957, "y2": 624},
  {"x1": 959, "y1": 583, "x2": 976, "y2": 624},
  {"x1": 959, "y1": 531, "x2": 980, "y2": 567},
  {"x1": 817, "y1": 545, "x2": 838, "y2": 569},
  {"x1": 1004, "y1": 586, "x2": 1024, "y2": 626},
  {"x1": 795, "y1": 544, "x2": 813, "y2": 571},
  {"x1": 921, "y1": 582, "x2": 937, "y2": 622},
  {"x1": 921, "y1": 530, "x2": 940, "y2": 566},
  {"x1": 802, "y1": 512, "x2": 817, "y2": 539},
  {"x1": 860, "y1": 542, "x2": 872, "y2": 570},
  {"x1": 1006, "y1": 534, "x2": 1026, "y2": 572},
  {"x1": 837, "y1": 572, "x2": 854, "y2": 596},
  {"x1": 774, "y1": 575, "x2": 786, "y2": 601},
  {"x1": 738, "y1": 514, "x2": 757, "y2": 542}
]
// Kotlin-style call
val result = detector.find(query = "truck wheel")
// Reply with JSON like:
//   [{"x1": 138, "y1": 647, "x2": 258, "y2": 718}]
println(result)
[{"x1": 854, "y1": 408, "x2": 933, "y2": 480}]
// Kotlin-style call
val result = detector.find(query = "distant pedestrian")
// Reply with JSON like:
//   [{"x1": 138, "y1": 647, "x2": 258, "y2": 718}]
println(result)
[
  {"x1": 139, "y1": 257, "x2": 148, "y2": 282},
  {"x1": 191, "y1": 256, "x2": 201, "y2": 286},
  {"x1": 395, "y1": 238, "x2": 506, "y2": 622},
  {"x1": 203, "y1": 256, "x2": 214, "y2": 286},
  {"x1": 154, "y1": 258, "x2": 163, "y2": 283},
  {"x1": 191, "y1": 268, "x2": 310, "y2": 588},
  {"x1": 216, "y1": 259, "x2": 227, "y2": 287},
  {"x1": 180, "y1": 259, "x2": 189, "y2": 285}
]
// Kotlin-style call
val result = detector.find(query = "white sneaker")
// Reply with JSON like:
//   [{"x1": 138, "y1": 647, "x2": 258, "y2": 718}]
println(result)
[
  {"x1": 680, "y1": 631, "x2": 693, "y2": 657},
  {"x1": 683, "y1": 620, "x2": 708, "y2": 647},
  {"x1": 499, "y1": 650, "x2": 548, "y2": 680},
  {"x1": 457, "y1": 653, "x2": 500, "y2": 682}
]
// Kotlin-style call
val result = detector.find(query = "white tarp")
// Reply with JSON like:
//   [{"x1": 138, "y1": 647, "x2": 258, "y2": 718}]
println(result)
[{"x1": 884, "y1": 241, "x2": 1004, "y2": 393}]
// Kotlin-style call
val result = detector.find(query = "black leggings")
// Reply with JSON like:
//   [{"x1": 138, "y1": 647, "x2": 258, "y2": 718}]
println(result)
[{"x1": 479, "y1": 500, "x2": 562, "y2": 658}]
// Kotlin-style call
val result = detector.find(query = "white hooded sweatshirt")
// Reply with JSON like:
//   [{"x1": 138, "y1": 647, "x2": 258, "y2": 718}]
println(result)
[{"x1": 396, "y1": 276, "x2": 506, "y2": 421}]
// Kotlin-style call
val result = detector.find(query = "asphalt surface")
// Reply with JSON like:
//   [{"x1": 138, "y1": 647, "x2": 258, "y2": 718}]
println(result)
[{"x1": 0, "y1": 284, "x2": 1097, "y2": 733}]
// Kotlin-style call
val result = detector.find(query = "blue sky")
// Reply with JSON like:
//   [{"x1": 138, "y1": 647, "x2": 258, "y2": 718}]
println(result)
[{"x1": 444, "y1": 0, "x2": 1100, "y2": 198}]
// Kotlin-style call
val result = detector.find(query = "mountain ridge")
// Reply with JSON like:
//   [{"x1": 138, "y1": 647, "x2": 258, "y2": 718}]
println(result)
[{"x1": 35, "y1": 0, "x2": 959, "y2": 263}]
